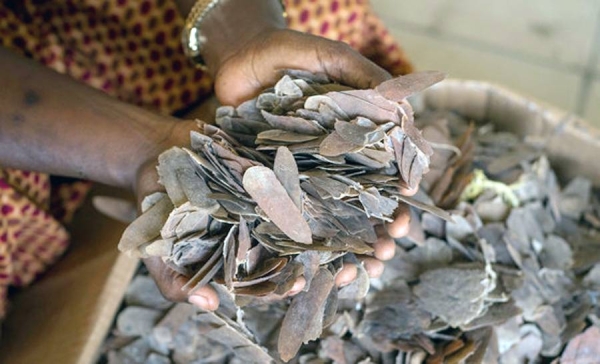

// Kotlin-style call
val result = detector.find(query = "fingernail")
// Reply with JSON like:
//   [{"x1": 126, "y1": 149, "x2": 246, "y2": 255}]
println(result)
[
  {"x1": 374, "y1": 239, "x2": 396, "y2": 261},
  {"x1": 363, "y1": 259, "x2": 385, "y2": 278},
  {"x1": 335, "y1": 264, "x2": 357, "y2": 287},
  {"x1": 335, "y1": 275, "x2": 351, "y2": 287},
  {"x1": 338, "y1": 279, "x2": 352, "y2": 288},
  {"x1": 288, "y1": 277, "x2": 306, "y2": 296},
  {"x1": 188, "y1": 295, "x2": 208, "y2": 309},
  {"x1": 400, "y1": 185, "x2": 418, "y2": 196}
]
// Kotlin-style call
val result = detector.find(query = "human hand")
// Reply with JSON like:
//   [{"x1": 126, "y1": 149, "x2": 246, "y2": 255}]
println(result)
[
  {"x1": 355, "y1": 185, "x2": 417, "y2": 282},
  {"x1": 187, "y1": 0, "x2": 412, "y2": 274},
  {"x1": 212, "y1": 28, "x2": 392, "y2": 106},
  {"x1": 210, "y1": 28, "x2": 416, "y2": 281},
  {"x1": 188, "y1": 0, "x2": 389, "y2": 105}
]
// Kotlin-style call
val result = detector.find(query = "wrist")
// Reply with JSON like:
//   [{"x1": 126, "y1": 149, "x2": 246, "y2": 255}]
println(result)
[
  {"x1": 185, "y1": 0, "x2": 286, "y2": 76},
  {"x1": 110, "y1": 109, "x2": 184, "y2": 191},
  {"x1": 129, "y1": 119, "x2": 197, "y2": 193}
]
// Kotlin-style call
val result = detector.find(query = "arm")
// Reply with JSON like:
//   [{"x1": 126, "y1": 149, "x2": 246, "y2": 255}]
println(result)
[
  {"x1": 0, "y1": 46, "x2": 218, "y2": 308},
  {"x1": 0, "y1": 46, "x2": 194, "y2": 190}
]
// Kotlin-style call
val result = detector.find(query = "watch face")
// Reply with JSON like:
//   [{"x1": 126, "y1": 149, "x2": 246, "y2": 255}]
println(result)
[{"x1": 181, "y1": 0, "x2": 219, "y2": 66}]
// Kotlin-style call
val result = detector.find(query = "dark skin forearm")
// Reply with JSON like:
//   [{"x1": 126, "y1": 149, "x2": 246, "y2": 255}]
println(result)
[
  {"x1": 174, "y1": 0, "x2": 196, "y2": 14},
  {"x1": 175, "y1": 0, "x2": 286, "y2": 76},
  {"x1": 0, "y1": 47, "x2": 190, "y2": 189}
]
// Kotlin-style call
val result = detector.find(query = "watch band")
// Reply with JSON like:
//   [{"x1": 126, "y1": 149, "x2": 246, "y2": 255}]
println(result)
[
  {"x1": 181, "y1": 0, "x2": 220, "y2": 69},
  {"x1": 181, "y1": 0, "x2": 287, "y2": 69}
]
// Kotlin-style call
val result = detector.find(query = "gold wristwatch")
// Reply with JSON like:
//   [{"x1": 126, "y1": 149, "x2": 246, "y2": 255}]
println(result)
[{"x1": 181, "y1": 0, "x2": 287, "y2": 69}]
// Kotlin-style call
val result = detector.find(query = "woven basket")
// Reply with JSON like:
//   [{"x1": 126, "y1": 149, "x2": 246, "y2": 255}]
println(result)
[{"x1": 414, "y1": 79, "x2": 600, "y2": 186}]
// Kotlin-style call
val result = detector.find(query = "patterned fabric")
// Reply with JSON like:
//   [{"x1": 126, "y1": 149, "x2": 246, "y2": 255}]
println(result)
[
  {"x1": 285, "y1": 0, "x2": 412, "y2": 76},
  {"x1": 0, "y1": 0, "x2": 412, "y2": 318},
  {"x1": 0, "y1": 171, "x2": 90, "y2": 318}
]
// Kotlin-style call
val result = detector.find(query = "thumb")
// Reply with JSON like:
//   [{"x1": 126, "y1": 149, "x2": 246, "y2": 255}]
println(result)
[{"x1": 143, "y1": 256, "x2": 220, "y2": 311}]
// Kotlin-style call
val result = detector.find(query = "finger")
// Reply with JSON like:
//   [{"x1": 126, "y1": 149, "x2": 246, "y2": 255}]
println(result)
[
  {"x1": 387, "y1": 203, "x2": 411, "y2": 239},
  {"x1": 143, "y1": 257, "x2": 189, "y2": 301},
  {"x1": 335, "y1": 263, "x2": 358, "y2": 287},
  {"x1": 400, "y1": 185, "x2": 419, "y2": 196},
  {"x1": 248, "y1": 276, "x2": 306, "y2": 304},
  {"x1": 373, "y1": 225, "x2": 396, "y2": 261},
  {"x1": 188, "y1": 285, "x2": 220, "y2": 311},
  {"x1": 360, "y1": 257, "x2": 385, "y2": 278},
  {"x1": 287, "y1": 276, "x2": 307, "y2": 296},
  {"x1": 143, "y1": 257, "x2": 220, "y2": 310}
]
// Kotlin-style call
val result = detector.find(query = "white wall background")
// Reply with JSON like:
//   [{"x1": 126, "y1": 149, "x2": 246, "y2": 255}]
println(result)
[{"x1": 371, "y1": 0, "x2": 600, "y2": 127}]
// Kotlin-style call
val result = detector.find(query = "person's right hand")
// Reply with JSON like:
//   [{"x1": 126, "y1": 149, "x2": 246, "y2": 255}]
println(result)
[
  {"x1": 215, "y1": 28, "x2": 421, "y2": 282},
  {"x1": 181, "y1": 0, "x2": 413, "y2": 280}
]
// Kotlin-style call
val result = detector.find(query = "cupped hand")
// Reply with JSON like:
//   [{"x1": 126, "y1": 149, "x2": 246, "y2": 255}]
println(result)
[
  {"x1": 212, "y1": 28, "x2": 392, "y2": 106},
  {"x1": 210, "y1": 28, "x2": 412, "y2": 283},
  {"x1": 135, "y1": 27, "x2": 415, "y2": 307}
]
